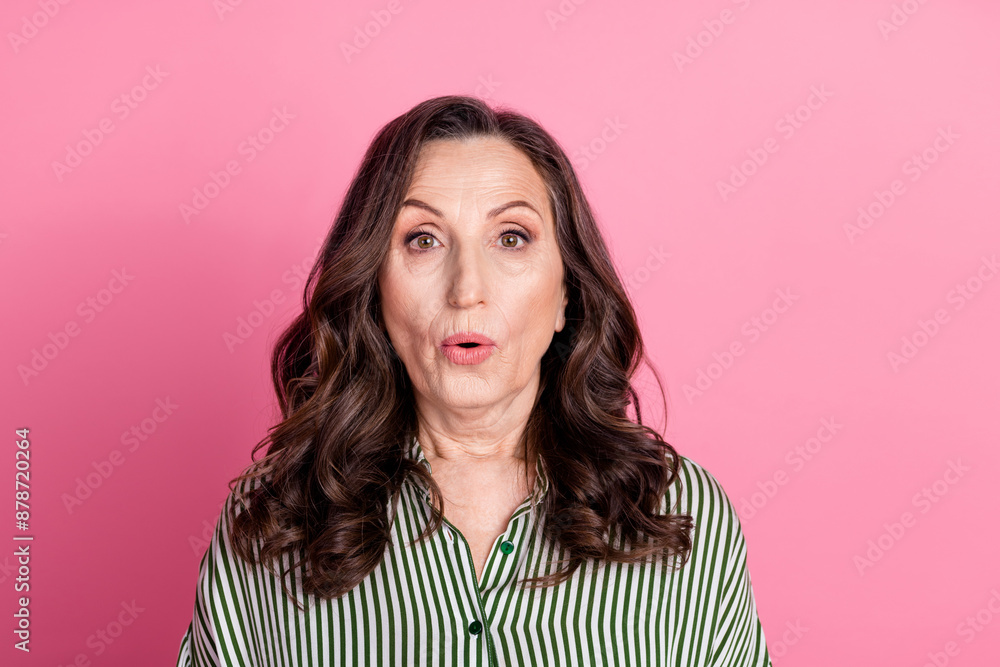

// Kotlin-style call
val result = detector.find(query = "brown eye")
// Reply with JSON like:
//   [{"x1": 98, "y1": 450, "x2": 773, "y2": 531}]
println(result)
[
  {"x1": 405, "y1": 229, "x2": 439, "y2": 250},
  {"x1": 499, "y1": 229, "x2": 530, "y2": 248}
]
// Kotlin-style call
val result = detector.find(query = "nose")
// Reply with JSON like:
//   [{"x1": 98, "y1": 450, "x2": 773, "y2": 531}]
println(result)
[{"x1": 447, "y1": 240, "x2": 488, "y2": 309}]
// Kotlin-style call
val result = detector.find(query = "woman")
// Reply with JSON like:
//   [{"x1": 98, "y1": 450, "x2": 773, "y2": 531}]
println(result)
[{"x1": 176, "y1": 95, "x2": 772, "y2": 666}]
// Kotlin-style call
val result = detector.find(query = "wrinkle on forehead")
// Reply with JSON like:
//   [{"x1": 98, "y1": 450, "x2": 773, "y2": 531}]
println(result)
[{"x1": 404, "y1": 137, "x2": 553, "y2": 229}]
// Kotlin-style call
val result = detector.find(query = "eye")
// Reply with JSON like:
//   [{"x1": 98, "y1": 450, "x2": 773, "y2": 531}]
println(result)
[
  {"x1": 405, "y1": 227, "x2": 531, "y2": 251},
  {"x1": 405, "y1": 229, "x2": 439, "y2": 250},
  {"x1": 498, "y1": 228, "x2": 531, "y2": 249}
]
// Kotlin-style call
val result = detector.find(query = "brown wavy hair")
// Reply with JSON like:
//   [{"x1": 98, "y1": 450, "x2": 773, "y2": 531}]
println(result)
[{"x1": 227, "y1": 95, "x2": 693, "y2": 607}]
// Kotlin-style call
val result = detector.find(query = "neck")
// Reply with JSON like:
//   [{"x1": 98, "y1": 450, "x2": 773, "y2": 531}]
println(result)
[{"x1": 411, "y1": 373, "x2": 541, "y2": 469}]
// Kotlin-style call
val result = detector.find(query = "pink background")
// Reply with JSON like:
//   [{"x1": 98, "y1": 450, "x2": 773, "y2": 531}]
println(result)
[{"x1": 3, "y1": 0, "x2": 999, "y2": 664}]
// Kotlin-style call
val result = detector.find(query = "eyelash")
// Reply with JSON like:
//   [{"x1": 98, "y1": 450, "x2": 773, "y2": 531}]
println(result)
[{"x1": 404, "y1": 227, "x2": 531, "y2": 250}]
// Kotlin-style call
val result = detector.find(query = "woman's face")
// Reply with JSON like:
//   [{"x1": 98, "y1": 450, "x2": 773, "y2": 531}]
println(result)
[{"x1": 378, "y1": 137, "x2": 568, "y2": 415}]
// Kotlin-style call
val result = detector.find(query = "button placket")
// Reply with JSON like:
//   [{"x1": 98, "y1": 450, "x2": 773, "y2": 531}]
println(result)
[{"x1": 412, "y1": 437, "x2": 496, "y2": 657}]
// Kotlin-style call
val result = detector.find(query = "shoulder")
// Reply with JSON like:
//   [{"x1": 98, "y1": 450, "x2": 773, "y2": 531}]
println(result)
[
  {"x1": 202, "y1": 465, "x2": 273, "y2": 562},
  {"x1": 666, "y1": 454, "x2": 744, "y2": 548},
  {"x1": 669, "y1": 454, "x2": 734, "y2": 507},
  {"x1": 664, "y1": 456, "x2": 772, "y2": 665},
  {"x1": 186, "y1": 470, "x2": 274, "y2": 662},
  {"x1": 226, "y1": 467, "x2": 262, "y2": 514}
]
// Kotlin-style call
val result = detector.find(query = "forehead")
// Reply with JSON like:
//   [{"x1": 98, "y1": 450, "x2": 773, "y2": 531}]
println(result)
[{"x1": 405, "y1": 137, "x2": 549, "y2": 204}]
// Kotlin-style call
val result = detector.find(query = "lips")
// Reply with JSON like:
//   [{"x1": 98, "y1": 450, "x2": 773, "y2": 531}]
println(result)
[
  {"x1": 439, "y1": 332, "x2": 497, "y2": 365},
  {"x1": 440, "y1": 332, "x2": 496, "y2": 348}
]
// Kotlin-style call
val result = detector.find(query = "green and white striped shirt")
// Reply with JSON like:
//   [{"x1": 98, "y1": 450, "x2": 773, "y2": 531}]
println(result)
[{"x1": 176, "y1": 437, "x2": 771, "y2": 666}]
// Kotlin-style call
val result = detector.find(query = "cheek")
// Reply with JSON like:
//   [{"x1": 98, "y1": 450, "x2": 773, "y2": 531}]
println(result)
[
  {"x1": 504, "y1": 291, "x2": 561, "y2": 351},
  {"x1": 379, "y1": 274, "x2": 408, "y2": 334},
  {"x1": 381, "y1": 279, "x2": 433, "y2": 353},
  {"x1": 521, "y1": 268, "x2": 565, "y2": 319}
]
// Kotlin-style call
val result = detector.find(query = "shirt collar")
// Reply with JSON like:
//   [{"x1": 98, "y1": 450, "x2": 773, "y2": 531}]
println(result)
[{"x1": 407, "y1": 434, "x2": 549, "y2": 506}]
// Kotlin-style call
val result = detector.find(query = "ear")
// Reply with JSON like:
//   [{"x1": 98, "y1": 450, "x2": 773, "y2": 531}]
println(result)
[
  {"x1": 373, "y1": 300, "x2": 388, "y2": 336},
  {"x1": 555, "y1": 284, "x2": 569, "y2": 333},
  {"x1": 374, "y1": 278, "x2": 389, "y2": 333}
]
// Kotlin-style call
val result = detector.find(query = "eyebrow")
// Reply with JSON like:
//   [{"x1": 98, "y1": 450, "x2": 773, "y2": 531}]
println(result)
[{"x1": 400, "y1": 198, "x2": 542, "y2": 221}]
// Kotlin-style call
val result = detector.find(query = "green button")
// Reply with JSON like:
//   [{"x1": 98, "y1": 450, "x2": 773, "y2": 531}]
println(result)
[
  {"x1": 500, "y1": 540, "x2": 514, "y2": 554},
  {"x1": 468, "y1": 620, "x2": 483, "y2": 635}
]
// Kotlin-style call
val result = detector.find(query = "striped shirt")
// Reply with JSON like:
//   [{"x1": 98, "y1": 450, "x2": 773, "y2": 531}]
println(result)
[{"x1": 176, "y1": 436, "x2": 771, "y2": 666}]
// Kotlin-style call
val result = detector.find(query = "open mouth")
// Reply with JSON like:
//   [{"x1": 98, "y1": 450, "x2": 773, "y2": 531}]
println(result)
[
  {"x1": 439, "y1": 333, "x2": 496, "y2": 365},
  {"x1": 440, "y1": 332, "x2": 497, "y2": 349}
]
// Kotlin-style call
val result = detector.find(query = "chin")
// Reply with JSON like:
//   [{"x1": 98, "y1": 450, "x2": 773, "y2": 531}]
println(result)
[{"x1": 435, "y1": 379, "x2": 501, "y2": 407}]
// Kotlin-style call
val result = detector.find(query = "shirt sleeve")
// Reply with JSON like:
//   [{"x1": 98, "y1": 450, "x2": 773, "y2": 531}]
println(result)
[
  {"x1": 175, "y1": 623, "x2": 193, "y2": 667},
  {"x1": 706, "y1": 500, "x2": 771, "y2": 666},
  {"x1": 678, "y1": 457, "x2": 772, "y2": 667},
  {"x1": 175, "y1": 488, "x2": 258, "y2": 667}
]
